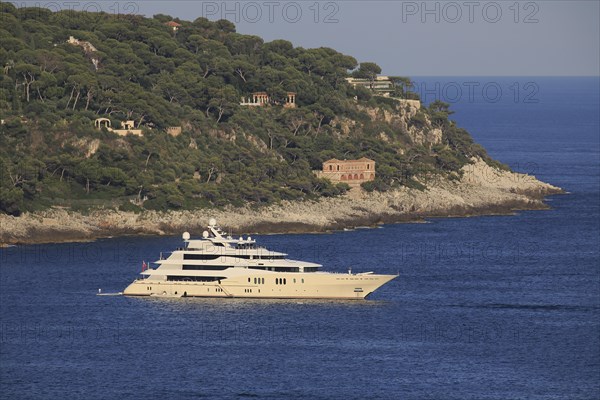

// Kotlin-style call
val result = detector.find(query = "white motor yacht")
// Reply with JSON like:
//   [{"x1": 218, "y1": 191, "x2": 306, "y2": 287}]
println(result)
[{"x1": 123, "y1": 219, "x2": 397, "y2": 299}]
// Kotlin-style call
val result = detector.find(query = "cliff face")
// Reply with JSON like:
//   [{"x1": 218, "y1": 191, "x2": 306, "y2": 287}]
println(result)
[
  {"x1": 0, "y1": 159, "x2": 563, "y2": 245},
  {"x1": 354, "y1": 101, "x2": 443, "y2": 148}
]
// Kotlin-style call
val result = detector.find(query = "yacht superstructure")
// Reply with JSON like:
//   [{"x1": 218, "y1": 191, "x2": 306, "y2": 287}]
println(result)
[{"x1": 123, "y1": 219, "x2": 396, "y2": 299}]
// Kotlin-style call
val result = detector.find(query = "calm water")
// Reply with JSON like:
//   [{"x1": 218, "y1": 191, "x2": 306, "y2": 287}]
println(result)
[{"x1": 1, "y1": 77, "x2": 598, "y2": 399}]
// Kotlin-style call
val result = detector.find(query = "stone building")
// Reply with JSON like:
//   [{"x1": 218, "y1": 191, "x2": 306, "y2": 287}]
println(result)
[
  {"x1": 240, "y1": 92, "x2": 297, "y2": 108},
  {"x1": 94, "y1": 118, "x2": 143, "y2": 136},
  {"x1": 166, "y1": 126, "x2": 182, "y2": 137},
  {"x1": 316, "y1": 158, "x2": 376, "y2": 186},
  {"x1": 283, "y1": 92, "x2": 297, "y2": 108}
]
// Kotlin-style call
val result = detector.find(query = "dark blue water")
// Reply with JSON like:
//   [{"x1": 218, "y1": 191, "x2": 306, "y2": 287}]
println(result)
[{"x1": 1, "y1": 77, "x2": 599, "y2": 399}]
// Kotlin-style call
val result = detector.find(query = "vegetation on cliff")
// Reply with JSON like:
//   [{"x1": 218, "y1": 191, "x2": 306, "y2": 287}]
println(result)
[{"x1": 0, "y1": 4, "x2": 502, "y2": 215}]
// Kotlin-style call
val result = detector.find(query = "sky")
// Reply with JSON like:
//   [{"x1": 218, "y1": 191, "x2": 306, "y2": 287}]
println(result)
[{"x1": 17, "y1": 1, "x2": 600, "y2": 76}]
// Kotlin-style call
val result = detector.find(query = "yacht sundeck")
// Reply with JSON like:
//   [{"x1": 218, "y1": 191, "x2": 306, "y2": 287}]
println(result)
[{"x1": 123, "y1": 219, "x2": 397, "y2": 299}]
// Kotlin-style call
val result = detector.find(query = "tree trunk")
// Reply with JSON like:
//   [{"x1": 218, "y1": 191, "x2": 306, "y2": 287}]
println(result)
[
  {"x1": 206, "y1": 167, "x2": 215, "y2": 183},
  {"x1": 316, "y1": 116, "x2": 325, "y2": 135},
  {"x1": 72, "y1": 88, "x2": 81, "y2": 110},
  {"x1": 65, "y1": 86, "x2": 75, "y2": 109},
  {"x1": 24, "y1": 81, "x2": 32, "y2": 102},
  {"x1": 236, "y1": 69, "x2": 247, "y2": 82},
  {"x1": 85, "y1": 90, "x2": 93, "y2": 110}
]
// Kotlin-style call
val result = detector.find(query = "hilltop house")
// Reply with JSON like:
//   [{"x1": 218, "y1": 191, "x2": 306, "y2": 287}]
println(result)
[
  {"x1": 164, "y1": 21, "x2": 181, "y2": 32},
  {"x1": 345, "y1": 76, "x2": 393, "y2": 96}
]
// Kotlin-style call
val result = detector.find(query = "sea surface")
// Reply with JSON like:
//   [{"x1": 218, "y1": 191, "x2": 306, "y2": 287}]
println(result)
[{"x1": 1, "y1": 77, "x2": 598, "y2": 399}]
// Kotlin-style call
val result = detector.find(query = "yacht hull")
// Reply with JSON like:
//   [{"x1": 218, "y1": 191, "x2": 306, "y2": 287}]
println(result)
[{"x1": 123, "y1": 273, "x2": 397, "y2": 300}]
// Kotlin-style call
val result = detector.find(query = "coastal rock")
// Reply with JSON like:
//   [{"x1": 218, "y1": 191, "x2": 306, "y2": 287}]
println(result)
[{"x1": 0, "y1": 159, "x2": 563, "y2": 246}]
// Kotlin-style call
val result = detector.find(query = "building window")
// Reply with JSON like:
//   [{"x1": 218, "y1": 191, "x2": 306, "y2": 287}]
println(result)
[
  {"x1": 329, "y1": 165, "x2": 332, "y2": 171},
  {"x1": 367, "y1": 164, "x2": 370, "y2": 169},
  {"x1": 337, "y1": 165, "x2": 340, "y2": 171}
]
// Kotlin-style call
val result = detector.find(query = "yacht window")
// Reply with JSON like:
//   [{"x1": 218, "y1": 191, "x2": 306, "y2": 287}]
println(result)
[
  {"x1": 184, "y1": 254, "x2": 220, "y2": 260},
  {"x1": 167, "y1": 276, "x2": 221, "y2": 282},
  {"x1": 293, "y1": 278, "x2": 296, "y2": 283},
  {"x1": 283, "y1": 278, "x2": 286, "y2": 285},
  {"x1": 257, "y1": 255, "x2": 285, "y2": 260},
  {"x1": 302, "y1": 279, "x2": 304, "y2": 283},
  {"x1": 183, "y1": 265, "x2": 230, "y2": 271},
  {"x1": 248, "y1": 278, "x2": 251, "y2": 282},
  {"x1": 248, "y1": 267, "x2": 268, "y2": 271},
  {"x1": 262, "y1": 278, "x2": 264, "y2": 284}
]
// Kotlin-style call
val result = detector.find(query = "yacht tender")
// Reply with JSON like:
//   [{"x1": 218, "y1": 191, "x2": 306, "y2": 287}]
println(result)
[{"x1": 123, "y1": 219, "x2": 397, "y2": 299}]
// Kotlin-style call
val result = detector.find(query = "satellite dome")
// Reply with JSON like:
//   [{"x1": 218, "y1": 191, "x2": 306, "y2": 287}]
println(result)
[
  {"x1": 182, "y1": 232, "x2": 191, "y2": 241},
  {"x1": 202, "y1": 231, "x2": 209, "y2": 238},
  {"x1": 209, "y1": 218, "x2": 217, "y2": 226}
]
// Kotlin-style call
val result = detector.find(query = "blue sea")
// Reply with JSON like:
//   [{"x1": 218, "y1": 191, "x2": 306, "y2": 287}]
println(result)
[{"x1": 1, "y1": 77, "x2": 598, "y2": 399}]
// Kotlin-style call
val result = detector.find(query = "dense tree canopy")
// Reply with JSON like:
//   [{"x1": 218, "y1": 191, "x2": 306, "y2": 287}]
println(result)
[{"x1": 0, "y1": 5, "x2": 501, "y2": 215}]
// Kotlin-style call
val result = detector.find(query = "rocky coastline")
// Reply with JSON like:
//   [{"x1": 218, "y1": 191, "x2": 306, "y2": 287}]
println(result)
[{"x1": 0, "y1": 160, "x2": 564, "y2": 246}]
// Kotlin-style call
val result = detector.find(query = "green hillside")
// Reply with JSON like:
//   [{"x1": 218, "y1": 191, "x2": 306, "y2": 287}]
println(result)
[{"x1": 0, "y1": 4, "x2": 503, "y2": 215}]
